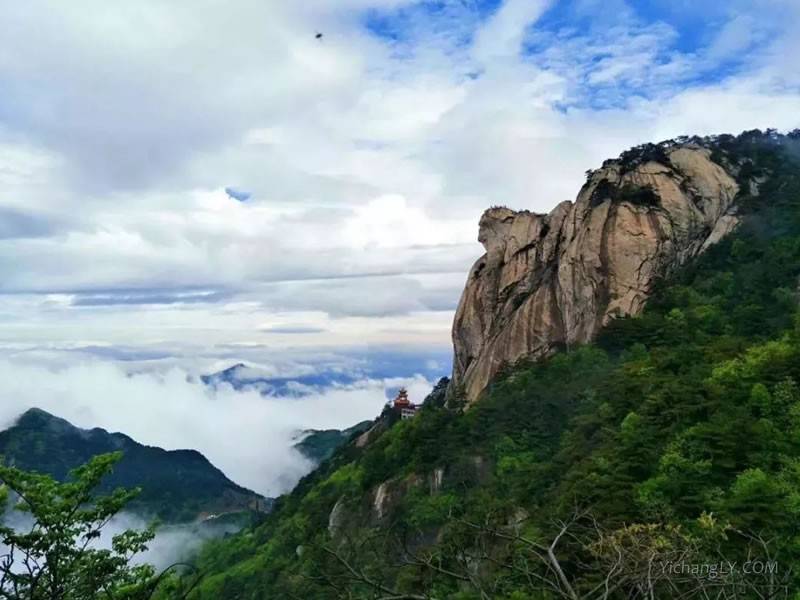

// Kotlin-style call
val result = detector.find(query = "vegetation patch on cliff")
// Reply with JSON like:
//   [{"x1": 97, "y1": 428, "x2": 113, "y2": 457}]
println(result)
[{"x1": 589, "y1": 179, "x2": 660, "y2": 208}]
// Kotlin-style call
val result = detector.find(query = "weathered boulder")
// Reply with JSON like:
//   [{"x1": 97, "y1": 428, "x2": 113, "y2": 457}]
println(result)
[{"x1": 451, "y1": 144, "x2": 740, "y2": 403}]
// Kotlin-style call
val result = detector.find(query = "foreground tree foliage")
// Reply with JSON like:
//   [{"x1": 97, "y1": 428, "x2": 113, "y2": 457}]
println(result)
[
  {"x1": 315, "y1": 510, "x2": 790, "y2": 599},
  {"x1": 0, "y1": 453, "x2": 195, "y2": 600}
]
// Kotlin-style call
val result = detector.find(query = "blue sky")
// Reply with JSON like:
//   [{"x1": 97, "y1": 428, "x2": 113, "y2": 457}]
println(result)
[
  {"x1": 360, "y1": 0, "x2": 796, "y2": 109},
  {"x1": 0, "y1": 0, "x2": 798, "y2": 488}
]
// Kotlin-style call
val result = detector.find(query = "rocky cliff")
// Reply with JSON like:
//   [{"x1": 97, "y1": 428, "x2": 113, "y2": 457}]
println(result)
[{"x1": 451, "y1": 142, "x2": 743, "y2": 403}]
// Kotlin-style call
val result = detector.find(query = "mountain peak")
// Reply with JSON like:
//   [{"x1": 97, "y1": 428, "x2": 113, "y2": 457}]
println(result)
[
  {"x1": 16, "y1": 407, "x2": 78, "y2": 433},
  {"x1": 451, "y1": 138, "x2": 743, "y2": 403},
  {"x1": 1, "y1": 408, "x2": 264, "y2": 522}
]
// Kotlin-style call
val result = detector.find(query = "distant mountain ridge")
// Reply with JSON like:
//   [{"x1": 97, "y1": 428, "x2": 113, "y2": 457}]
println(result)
[
  {"x1": 201, "y1": 362, "x2": 356, "y2": 397},
  {"x1": 0, "y1": 408, "x2": 266, "y2": 523},
  {"x1": 200, "y1": 350, "x2": 451, "y2": 398}
]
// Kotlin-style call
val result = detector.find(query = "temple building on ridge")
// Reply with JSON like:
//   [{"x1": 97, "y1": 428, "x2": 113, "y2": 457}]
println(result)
[{"x1": 392, "y1": 387, "x2": 417, "y2": 419}]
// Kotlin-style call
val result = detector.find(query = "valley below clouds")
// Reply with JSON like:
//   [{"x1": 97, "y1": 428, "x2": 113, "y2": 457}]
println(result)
[{"x1": 0, "y1": 353, "x2": 438, "y2": 497}]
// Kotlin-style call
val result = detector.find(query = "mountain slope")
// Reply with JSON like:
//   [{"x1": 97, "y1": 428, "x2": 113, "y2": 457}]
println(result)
[
  {"x1": 187, "y1": 130, "x2": 800, "y2": 598},
  {"x1": 0, "y1": 408, "x2": 265, "y2": 523},
  {"x1": 294, "y1": 421, "x2": 373, "y2": 464}
]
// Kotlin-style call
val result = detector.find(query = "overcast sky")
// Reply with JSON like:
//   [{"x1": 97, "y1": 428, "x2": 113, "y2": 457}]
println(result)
[{"x1": 1, "y1": 0, "x2": 799, "y2": 491}]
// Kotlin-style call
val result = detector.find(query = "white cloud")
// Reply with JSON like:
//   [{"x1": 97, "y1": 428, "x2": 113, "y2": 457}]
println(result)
[
  {"x1": 0, "y1": 358, "x2": 433, "y2": 496},
  {"x1": 0, "y1": 508, "x2": 255, "y2": 572},
  {"x1": 473, "y1": 0, "x2": 553, "y2": 63},
  {"x1": 343, "y1": 194, "x2": 475, "y2": 248},
  {"x1": 0, "y1": 0, "x2": 798, "y2": 366}
]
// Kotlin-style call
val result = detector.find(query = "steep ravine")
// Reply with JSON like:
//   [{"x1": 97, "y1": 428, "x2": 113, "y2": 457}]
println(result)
[{"x1": 450, "y1": 143, "x2": 743, "y2": 403}]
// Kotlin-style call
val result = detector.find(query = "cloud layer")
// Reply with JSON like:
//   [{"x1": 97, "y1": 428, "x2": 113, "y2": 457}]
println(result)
[
  {"x1": 1, "y1": 0, "x2": 798, "y2": 356},
  {"x1": 0, "y1": 357, "x2": 434, "y2": 496}
]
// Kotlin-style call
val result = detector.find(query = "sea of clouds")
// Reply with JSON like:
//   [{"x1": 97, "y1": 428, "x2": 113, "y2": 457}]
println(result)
[{"x1": 0, "y1": 357, "x2": 435, "y2": 497}]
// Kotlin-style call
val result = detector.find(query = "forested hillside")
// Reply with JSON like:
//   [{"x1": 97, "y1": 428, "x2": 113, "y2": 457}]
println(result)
[
  {"x1": 185, "y1": 130, "x2": 800, "y2": 598},
  {"x1": 295, "y1": 421, "x2": 373, "y2": 464},
  {"x1": 0, "y1": 408, "x2": 264, "y2": 523}
]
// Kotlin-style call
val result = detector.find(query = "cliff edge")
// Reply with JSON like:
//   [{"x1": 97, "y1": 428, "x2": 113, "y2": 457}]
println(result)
[{"x1": 451, "y1": 142, "x2": 742, "y2": 403}]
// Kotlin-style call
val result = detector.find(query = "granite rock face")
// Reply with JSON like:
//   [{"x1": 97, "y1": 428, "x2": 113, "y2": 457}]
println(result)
[{"x1": 451, "y1": 144, "x2": 740, "y2": 403}]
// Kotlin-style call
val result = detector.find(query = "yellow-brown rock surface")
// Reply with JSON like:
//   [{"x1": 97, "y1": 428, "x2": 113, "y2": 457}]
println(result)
[{"x1": 451, "y1": 145, "x2": 739, "y2": 403}]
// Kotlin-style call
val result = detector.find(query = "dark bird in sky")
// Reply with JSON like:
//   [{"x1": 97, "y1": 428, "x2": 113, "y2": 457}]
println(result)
[{"x1": 315, "y1": 32, "x2": 323, "y2": 40}]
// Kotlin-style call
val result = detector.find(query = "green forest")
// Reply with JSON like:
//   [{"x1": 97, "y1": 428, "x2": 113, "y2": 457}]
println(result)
[{"x1": 170, "y1": 131, "x2": 800, "y2": 598}]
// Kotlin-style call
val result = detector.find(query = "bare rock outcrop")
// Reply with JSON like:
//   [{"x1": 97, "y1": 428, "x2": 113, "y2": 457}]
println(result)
[{"x1": 451, "y1": 144, "x2": 740, "y2": 403}]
